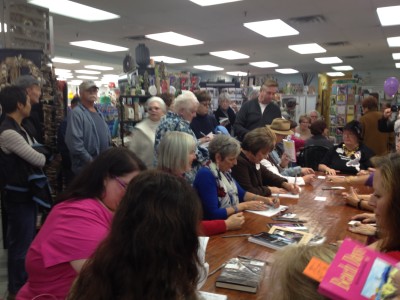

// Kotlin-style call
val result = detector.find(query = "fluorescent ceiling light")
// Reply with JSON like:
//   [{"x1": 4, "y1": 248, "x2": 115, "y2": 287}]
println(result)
[
  {"x1": 69, "y1": 80, "x2": 82, "y2": 85},
  {"x1": 77, "y1": 75, "x2": 99, "y2": 80},
  {"x1": 57, "y1": 74, "x2": 74, "y2": 79},
  {"x1": 28, "y1": 0, "x2": 119, "y2": 22},
  {"x1": 54, "y1": 68, "x2": 72, "y2": 75},
  {"x1": 315, "y1": 57, "x2": 343, "y2": 64},
  {"x1": 392, "y1": 53, "x2": 400, "y2": 60},
  {"x1": 387, "y1": 37, "x2": 400, "y2": 47},
  {"x1": 226, "y1": 71, "x2": 247, "y2": 76},
  {"x1": 70, "y1": 40, "x2": 128, "y2": 52},
  {"x1": 75, "y1": 70, "x2": 101, "y2": 75},
  {"x1": 193, "y1": 65, "x2": 224, "y2": 71},
  {"x1": 244, "y1": 19, "x2": 299, "y2": 38},
  {"x1": 289, "y1": 43, "x2": 326, "y2": 54},
  {"x1": 332, "y1": 65, "x2": 353, "y2": 71},
  {"x1": 377, "y1": 6, "x2": 400, "y2": 26},
  {"x1": 250, "y1": 61, "x2": 278, "y2": 68},
  {"x1": 52, "y1": 57, "x2": 80, "y2": 64},
  {"x1": 327, "y1": 72, "x2": 345, "y2": 77},
  {"x1": 209, "y1": 50, "x2": 249, "y2": 60},
  {"x1": 145, "y1": 32, "x2": 203, "y2": 46},
  {"x1": 0, "y1": 23, "x2": 7, "y2": 33},
  {"x1": 396, "y1": 63, "x2": 400, "y2": 68},
  {"x1": 85, "y1": 65, "x2": 114, "y2": 71},
  {"x1": 151, "y1": 56, "x2": 187, "y2": 64},
  {"x1": 189, "y1": 0, "x2": 242, "y2": 6},
  {"x1": 275, "y1": 68, "x2": 298, "y2": 74}
]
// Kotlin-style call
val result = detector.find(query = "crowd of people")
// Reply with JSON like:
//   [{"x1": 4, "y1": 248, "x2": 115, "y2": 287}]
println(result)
[{"x1": 1, "y1": 77, "x2": 399, "y2": 299}]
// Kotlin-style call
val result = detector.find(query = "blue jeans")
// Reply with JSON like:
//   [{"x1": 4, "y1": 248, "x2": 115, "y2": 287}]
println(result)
[{"x1": 5, "y1": 190, "x2": 37, "y2": 294}]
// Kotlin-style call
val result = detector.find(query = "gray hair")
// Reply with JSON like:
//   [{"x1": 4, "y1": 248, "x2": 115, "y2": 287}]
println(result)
[
  {"x1": 146, "y1": 96, "x2": 167, "y2": 113},
  {"x1": 209, "y1": 134, "x2": 241, "y2": 161},
  {"x1": 218, "y1": 92, "x2": 231, "y2": 105},
  {"x1": 157, "y1": 131, "x2": 196, "y2": 173},
  {"x1": 309, "y1": 110, "x2": 320, "y2": 118},
  {"x1": 173, "y1": 91, "x2": 199, "y2": 113}
]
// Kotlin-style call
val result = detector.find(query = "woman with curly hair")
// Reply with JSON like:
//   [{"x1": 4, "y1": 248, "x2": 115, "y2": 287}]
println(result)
[{"x1": 68, "y1": 171, "x2": 203, "y2": 300}]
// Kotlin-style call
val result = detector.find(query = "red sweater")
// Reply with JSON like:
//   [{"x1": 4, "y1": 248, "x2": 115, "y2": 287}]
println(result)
[{"x1": 200, "y1": 220, "x2": 226, "y2": 236}]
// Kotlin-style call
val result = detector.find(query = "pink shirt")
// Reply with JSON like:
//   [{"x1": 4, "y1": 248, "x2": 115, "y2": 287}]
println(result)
[{"x1": 17, "y1": 198, "x2": 113, "y2": 300}]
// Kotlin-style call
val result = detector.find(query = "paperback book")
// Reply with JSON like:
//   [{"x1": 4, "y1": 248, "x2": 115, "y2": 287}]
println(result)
[
  {"x1": 268, "y1": 226, "x2": 313, "y2": 244},
  {"x1": 248, "y1": 231, "x2": 298, "y2": 250},
  {"x1": 318, "y1": 238, "x2": 399, "y2": 300},
  {"x1": 215, "y1": 257, "x2": 266, "y2": 293}
]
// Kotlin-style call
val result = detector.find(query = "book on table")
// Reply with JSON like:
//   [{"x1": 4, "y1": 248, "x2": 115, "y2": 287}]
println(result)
[
  {"x1": 317, "y1": 238, "x2": 399, "y2": 300},
  {"x1": 215, "y1": 257, "x2": 267, "y2": 293}
]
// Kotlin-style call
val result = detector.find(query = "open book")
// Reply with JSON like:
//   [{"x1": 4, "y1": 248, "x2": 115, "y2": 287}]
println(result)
[{"x1": 283, "y1": 139, "x2": 296, "y2": 162}]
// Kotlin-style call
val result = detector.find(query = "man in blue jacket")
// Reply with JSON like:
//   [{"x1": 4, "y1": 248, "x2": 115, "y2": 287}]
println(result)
[{"x1": 65, "y1": 81, "x2": 111, "y2": 175}]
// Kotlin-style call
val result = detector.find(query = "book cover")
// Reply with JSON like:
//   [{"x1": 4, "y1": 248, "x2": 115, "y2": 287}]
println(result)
[
  {"x1": 318, "y1": 238, "x2": 399, "y2": 300},
  {"x1": 283, "y1": 139, "x2": 296, "y2": 162},
  {"x1": 248, "y1": 232, "x2": 298, "y2": 250},
  {"x1": 215, "y1": 257, "x2": 266, "y2": 293},
  {"x1": 267, "y1": 222, "x2": 309, "y2": 232},
  {"x1": 268, "y1": 226, "x2": 313, "y2": 245}
]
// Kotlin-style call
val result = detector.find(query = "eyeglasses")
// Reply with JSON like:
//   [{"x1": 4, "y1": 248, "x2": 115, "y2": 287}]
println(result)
[{"x1": 112, "y1": 176, "x2": 128, "y2": 190}]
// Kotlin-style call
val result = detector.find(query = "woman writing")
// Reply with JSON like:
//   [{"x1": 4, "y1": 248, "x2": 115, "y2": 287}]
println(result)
[
  {"x1": 68, "y1": 171, "x2": 204, "y2": 299},
  {"x1": 319, "y1": 120, "x2": 374, "y2": 175},
  {"x1": 158, "y1": 131, "x2": 244, "y2": 234},
  {"x1": 17, "y1": 148, "x2": 146, "y2": 299},
  {"x1": 194, "y1": 134, "x2": 279, "y2": 221}
]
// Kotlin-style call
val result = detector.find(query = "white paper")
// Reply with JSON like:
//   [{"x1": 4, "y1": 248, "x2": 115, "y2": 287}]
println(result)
[
  {"x1": 329, "y1": 186, "x2": 346, "y2": 190},
  {"x1": 314, "y1": 196, "x2": 327, "y2": 201},
  {"x1": 271, "y1": 193, "x2": 300, "y2": 199},
  {"x1": 198, "y1": 291, "x2": 228, "y2": 300},
  {"x1": 317, "y1": 176, "x2": 326, "y2": 179},
  {"x1": 287, "y1": 176, "x2": 305, "y2": 186},
  {"x1": 247, "y1": 205, "x2": 288, "y2": 217}
]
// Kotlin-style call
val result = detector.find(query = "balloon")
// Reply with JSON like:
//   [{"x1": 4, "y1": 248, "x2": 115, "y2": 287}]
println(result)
[{"x1": 384, "y1": 77, "x2": 399, "y2": 97}]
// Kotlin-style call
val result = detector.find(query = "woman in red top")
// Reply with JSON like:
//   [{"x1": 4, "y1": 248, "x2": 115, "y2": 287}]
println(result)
[{"x1": 157, "y1": 131, "x2": 245, "y2": 235}]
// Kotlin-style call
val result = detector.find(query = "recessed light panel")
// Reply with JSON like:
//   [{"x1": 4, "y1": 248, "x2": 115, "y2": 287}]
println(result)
[
  {"x1": 226, "y1": 71, "x2": 247, "y2": 76},
  {"x1": 193, "y1": 65, "x2": 223, "y2": 71},
  {"x1": 28, "y1": 0, "x2": 119, "y2": 22},
  {"x1": 54, "y1": 68, "x2": 72, "y2": 75},
  {"x1": 70, "y1": 40, "x2": 128, "y2": 52},
  {"x1": 145, "y1": 32, "x2": 203, "y2": 46},
  {"x1": 332, "y1": 65, "x2": 353, "y2": 71},
  {"x1": 396, "y1": 63, "x2": 400, "y2": 68},
  {"x1": 387, "y1": 37, "x2": 400, "y2": 47},
  {"x1": 75, "y1": 70, "x2": 101, "y2": 75},
  {"x1": 392, "y1": 53, "x2": 400, "y2": 60},
  {"x1": 327, "y1": 72, "x2": 345, "y2": 77},
  {"x1": 85, "y1": 65, "x2": 114, "y2": 71},
  {"x1": 52, "y1": 57, "x2": 80, "y2": 64},
  {"x1": 377, "y1": 6, "x2": 400, "y2": 26},
  {"x1": 275, "y1": 68, "x2": 298, "y2": 74},
  {"x1": 244, "y1": 19, "x2": 299, "y2": 38},
  {"x1": 77, "y1": 75, "x2": 99, "y2": 80},
  {"x1": 250, "y1": 61, "x2": 278, "y2": 68},
  {"x1": 315, "y1": 57, "x2": 343, "y2": 64},
  {"x1": 288, "y1": 43, "x2": 326, "y2": 54},
  {"x1": 210, "y1": 50, "x2": 249, "y2": 60},
  {"x1": 151, "y1": 56, "x2": 187, "y2": 64},
  {"x1": 189, "y1": 0, "x2": 242, "y2": 6},
  {"x1": 69, "y1": 80, "x2": 83, "y2": 85}
]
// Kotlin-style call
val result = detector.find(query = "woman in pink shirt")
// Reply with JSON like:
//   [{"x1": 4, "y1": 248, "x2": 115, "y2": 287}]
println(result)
[{"x1": 17, "y1": 148, "x2": 146, "y2": 300}]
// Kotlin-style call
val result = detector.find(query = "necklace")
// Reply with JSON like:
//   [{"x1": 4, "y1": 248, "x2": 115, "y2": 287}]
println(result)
[{"x1": 342, "y1": 144, "x2": 359, "y2": 157}]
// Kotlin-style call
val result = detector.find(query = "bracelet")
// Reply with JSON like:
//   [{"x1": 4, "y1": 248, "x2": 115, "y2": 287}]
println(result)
[
  {"x1": 233, "y1": 205, "x2": 239, "y2": 214},
  {"x1": 357, "y1": 199, "x2": 363, "y2": 210}
]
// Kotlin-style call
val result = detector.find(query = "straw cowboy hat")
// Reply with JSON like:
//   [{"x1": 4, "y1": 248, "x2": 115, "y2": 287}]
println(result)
[{"x1": 267, "y1": 118, "x2": 294, "y2": 135}]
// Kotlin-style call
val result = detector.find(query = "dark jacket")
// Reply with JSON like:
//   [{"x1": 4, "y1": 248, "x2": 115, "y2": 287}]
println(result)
[
  {"x1": 190, "y1": 113, "x2": 218, "y2": 139},
  {"x1": 231, "y1": 151, "x2": 287, "y2": 196},
  {"x1": 214, "y1": 106, "x2": 236, "y2": 134},
  {"x1": 233, "y1": 99, "x2": 281, "y2": 141}
]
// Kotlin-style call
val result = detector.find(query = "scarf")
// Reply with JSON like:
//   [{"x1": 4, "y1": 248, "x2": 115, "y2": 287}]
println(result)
[{"x1": 207, "y1": 161, "x2": 239, "y2": 208}]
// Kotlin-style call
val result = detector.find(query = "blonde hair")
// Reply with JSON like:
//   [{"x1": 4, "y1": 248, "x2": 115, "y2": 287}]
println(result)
[
  {"x1": 267, "y1": 244, "x2": 336, "y2": 300},
  {"x1": 157, "y1": 131, "x2": 196, "y2": 173}
]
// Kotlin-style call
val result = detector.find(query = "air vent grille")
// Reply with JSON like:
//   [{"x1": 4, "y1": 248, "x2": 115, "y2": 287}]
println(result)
[
  {"x1": 343, "y1": 55, "x2": 363, "y2": 59},
  {"x1": 194, "y1": 53, "x2": 210, "y2": 57},
  {"x1": 288, "y1": 15, "x2": 326, "y2": 24},
  {"x1": 124, "y1": 35, "x2": 148, "y2": 41},
  {"x1": 325, "y1": 41, "x2": 350, "y2": 47}
]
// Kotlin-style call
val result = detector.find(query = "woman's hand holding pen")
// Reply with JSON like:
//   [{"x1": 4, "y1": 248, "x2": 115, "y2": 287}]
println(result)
[
  {"x1": 240, "y1": 201, "x2": 268, "y2": 211},
  {"x1": 282, "y1": 182, "x2": 300, "y2": 194}
]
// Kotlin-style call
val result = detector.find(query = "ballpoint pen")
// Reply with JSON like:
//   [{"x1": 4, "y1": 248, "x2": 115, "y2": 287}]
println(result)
[{"x1": 221, "y1": 233, "x2": 252, "y2": 238}]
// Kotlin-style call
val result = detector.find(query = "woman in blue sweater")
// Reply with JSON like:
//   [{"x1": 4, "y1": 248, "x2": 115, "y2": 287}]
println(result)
[{"x1": 193, "y1": 134, "x2": 279, "y2": 220}]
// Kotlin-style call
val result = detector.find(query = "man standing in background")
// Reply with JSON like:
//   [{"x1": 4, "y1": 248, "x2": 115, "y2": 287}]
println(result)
[
  {"x1": 65, "y1": 81, "x2": 111, "y2": 175},
  {"x1": 233, "y1": 79, "x2": 281, "y2": 141}
]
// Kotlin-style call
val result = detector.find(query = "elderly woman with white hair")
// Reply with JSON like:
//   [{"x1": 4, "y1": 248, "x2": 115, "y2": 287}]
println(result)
[
  {"x1": 127, "y1": 96, "x2": 166, "y2": 168},
  {"x1": 214, "y1": 92, "x2": 236, "y2": 134},
  {"x1": 154, "y1": 91, "x2": 209, "y2": 183}
]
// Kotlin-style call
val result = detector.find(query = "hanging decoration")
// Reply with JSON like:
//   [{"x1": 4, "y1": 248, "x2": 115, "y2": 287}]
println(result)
[
  {"x1": 384, "y1": 77, "x2": 399, "y2": 98},
  {"x1": 135, "y1": 43, "x2": 150, "y2": 69}
]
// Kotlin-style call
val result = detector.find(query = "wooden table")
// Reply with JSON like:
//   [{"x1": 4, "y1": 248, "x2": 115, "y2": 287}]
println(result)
[{"x1": 201, "y1": 176, "x2": 373, "y2": 299}]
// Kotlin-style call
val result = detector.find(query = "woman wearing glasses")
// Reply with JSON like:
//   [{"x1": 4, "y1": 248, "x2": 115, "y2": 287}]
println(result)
[
  {"x1": 18, "y1": 148, "x2": 146, "y2": 300},
  {"x1": 127, "y1": 96, "x2": 166, "y2": 169},
  {"x1": 194, "y1": 134, "x2": 279, "y2": 221}
]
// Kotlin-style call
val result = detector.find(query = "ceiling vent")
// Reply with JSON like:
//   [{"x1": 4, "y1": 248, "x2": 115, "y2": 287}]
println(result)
[
  {"x1": 235, "y1": 63, "x2": 248, "y2": 66},
  {"x1": 343, "y1": 55, "x2": 363, "y2": 59},
  {"x1": 325, "y1": 41, "x2": 350, "y2": 47},
  {"x1": 288, "y1": 15, "x2": 326, "y2": 24},
  {"x1": 194, "y1": 53, "x2": 210, "y2": 57},
  {"x1": 124, "y1": 35, "x2": 149, "y2": 41}
]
